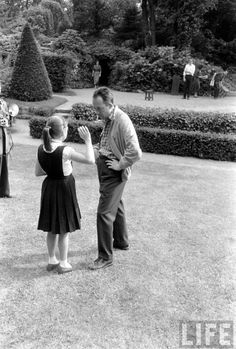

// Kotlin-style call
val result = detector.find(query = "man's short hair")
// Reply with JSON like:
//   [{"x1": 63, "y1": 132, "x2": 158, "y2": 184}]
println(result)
[{"x1": 93, "y1": 87, "x2": 114, "y2": 105}]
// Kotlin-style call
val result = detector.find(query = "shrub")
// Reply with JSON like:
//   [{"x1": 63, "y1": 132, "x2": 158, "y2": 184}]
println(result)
[
  {"x1": 88, "y1": 40, "x2": 136, "y2": 63},
  {"x1": 110, "y1": 49, "x2": 221, "y2": 94},
  {"x1": 71, "y1": 103, "x2": 236, "y2": 135},
  {"x1": 29, "y1": 116, "x2": 236, "y2": 162},
  {"x1": 29, "y1": 117, "x2": 102, "y2": 143},
  {"x1": 137, "y1": 127, "x2": 236, "y2": 162},
  {"x1": 72, "y1": 103, "x2": 97, "y2": 121},
  {"x1": 52, "y1": 29, "x2": 86, "y2": 57},
  {"x1": 0, "y1": 67, "x2": 13, "y2": 96},
  {"x1": 41, "y1": 0, "x2": 69, "y2": 34},
  {"x1": 43, "y1": 53, "x2": 74, "y2": 92},
  {"x1": 24, "y1": 5, "x2": 54, "y2": 36},
  {"x1": 141, "y1": 46, "x2": 175, "y2": 63},
  {"x1": 28, "y1": 106, "x2": 54, "y2": 117},
  {"x1": 9, "y1": 23, "x2": 52, "y2": 101}
]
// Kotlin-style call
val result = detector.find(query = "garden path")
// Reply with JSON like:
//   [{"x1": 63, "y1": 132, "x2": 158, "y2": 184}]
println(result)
[{"x1": 54, "y1": 88, "x2": 236, "y2": 113}]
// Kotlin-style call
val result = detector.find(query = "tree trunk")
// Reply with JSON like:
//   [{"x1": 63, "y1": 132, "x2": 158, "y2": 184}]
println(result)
[
  {"x1": 141, "y1": 0, "x2": 150, "y2": 47},
  {"x1": 148, "y1": 0, "x2": 156, "y2": 46}
]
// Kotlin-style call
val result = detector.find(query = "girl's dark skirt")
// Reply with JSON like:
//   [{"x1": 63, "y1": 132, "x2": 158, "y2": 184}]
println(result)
[{"x1": 37, "y1": 174, "x2": 81, "y2": 234}]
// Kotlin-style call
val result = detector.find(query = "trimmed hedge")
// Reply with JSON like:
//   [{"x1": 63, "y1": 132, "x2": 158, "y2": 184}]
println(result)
[
  {"x1": 9, "y1": 23, "x2": 52, "y2": 101},
  {"x1": 43, "y1": 53, "x2": 74, "y2": 92},
  {"x1": 138, "y1": 127, "x2": 236, "y2": 162},
  {"x1": 71, "y1": 103, "x2": 236, "y2": 135},
  {"x1": 29, "y1": 116, "x2": 236, "y2": 162},
  {"x1": 29, "y1": 117, "x2": 103, "y2": 143}
]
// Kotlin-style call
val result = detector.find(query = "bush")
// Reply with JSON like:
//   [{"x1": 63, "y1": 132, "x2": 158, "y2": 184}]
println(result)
[
  {"x1": 52, "y1": 29, "x2": 86, "y2": 57},
  {"x1": 43, "y1": 53, "x2": 74, "y2": 92},
  {"x1": 29, "y1": 115, "x2": 236, "y2": 162},
  {"x1": 28, "y1": 106, "x2": 54, "y2": 117},
  {"x1": 110, "y1": 48, "x2": 221, "y2": 94},
  {"x1": 72, "y1": 103, "x2": 97, "y2": 121},
  {"x1": 29, "y1": 117, "x2": 102, "y2": 143},
  {"x1": 9, "y1": 23, "x2": 52, "y2": 101},
  {"x1": 71, "y1": 103, "x2": 236, "y2": 135},
  {"x1": 137, "y1": 127, "x2": 236, "y2": 162},
  {"x1": 24, "y1": 5, "x2": 54, "y2": 36},
  {"x1": 88, "y1": 40, "x2": 136, "y2": 63}
]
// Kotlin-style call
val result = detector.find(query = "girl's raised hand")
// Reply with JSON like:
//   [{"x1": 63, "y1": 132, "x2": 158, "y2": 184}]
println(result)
[{"x1": 78, "y1": 126, "x2": 91, "y2": 143}]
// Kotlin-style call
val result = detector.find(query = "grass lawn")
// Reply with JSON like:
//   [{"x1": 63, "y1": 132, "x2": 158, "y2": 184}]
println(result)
[{"x1": 0, "y1": 143, "x2": 236, "y2": 349}]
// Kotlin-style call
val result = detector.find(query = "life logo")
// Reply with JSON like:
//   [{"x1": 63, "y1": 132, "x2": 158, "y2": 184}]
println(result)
[{"x1": 179, "y1": 321, "x2": 234, "y2": 348}]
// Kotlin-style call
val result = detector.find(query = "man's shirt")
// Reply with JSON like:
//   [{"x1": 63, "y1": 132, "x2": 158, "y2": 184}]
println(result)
[
  {"x1": 183, "y1": 63, "x2": 195, "y2": 76},
  {"x1": 99, "y1": 106, "x2": 117, "y2": 159}
]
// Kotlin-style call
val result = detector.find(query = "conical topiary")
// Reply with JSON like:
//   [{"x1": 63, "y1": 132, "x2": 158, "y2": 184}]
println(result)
[{"x1": 9, "y1": 22, "x2": 52, "y2": 101}]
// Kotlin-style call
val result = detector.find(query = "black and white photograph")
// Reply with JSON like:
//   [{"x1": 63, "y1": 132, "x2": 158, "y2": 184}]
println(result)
[{"x1": 0, "y1": 0, "x2": 236, "y2": 348}]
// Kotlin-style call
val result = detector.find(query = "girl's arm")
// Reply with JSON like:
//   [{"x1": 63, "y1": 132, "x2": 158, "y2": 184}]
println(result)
[
  {"x1": 35, "y1": 158, "x2": 47, "y2": 176},
  {"x1": 70, "y1": 126, "x2": 95, "y2": 164}
]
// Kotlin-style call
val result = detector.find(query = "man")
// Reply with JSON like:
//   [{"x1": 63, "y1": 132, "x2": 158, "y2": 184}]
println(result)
[
  {"x1": 91, "y1": 87, "x2": 142, "y2": 270},
  {"x1": 213, "y1": 69, "x2": 228, "y2": 99},
  {"x1": 183, "y1": 58, "x2": 195, "y2": 99}
]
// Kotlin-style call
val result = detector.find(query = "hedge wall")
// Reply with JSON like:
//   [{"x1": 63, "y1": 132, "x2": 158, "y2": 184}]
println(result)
[
  {"x1": 43, "y1": 53, "x2": 74, "y2": 92},
  {"x1": 71, "y1": 103, "x2": 236, "y2": 135},
  {"x1": 29, "y1": 116, "x2": 236, "y2": 162}
]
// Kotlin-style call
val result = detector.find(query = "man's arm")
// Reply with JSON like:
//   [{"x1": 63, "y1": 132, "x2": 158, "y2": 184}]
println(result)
[
  {"x1": 118, "y1": 117, "x2": 142, "y2": 170},
  {"x1": 183, "y1": 65, "x2": 187, "y2": 81}
]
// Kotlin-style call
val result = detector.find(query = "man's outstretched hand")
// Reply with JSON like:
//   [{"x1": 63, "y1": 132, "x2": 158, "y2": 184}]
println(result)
[{"x1": 106, "y1": 159, "x2": 121, "y2": 171}]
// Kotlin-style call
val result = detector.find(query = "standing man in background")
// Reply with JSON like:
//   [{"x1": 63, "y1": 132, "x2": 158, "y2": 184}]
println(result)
[{"x1": 183, "y1": 58, "x2": 195, "y2": 99}]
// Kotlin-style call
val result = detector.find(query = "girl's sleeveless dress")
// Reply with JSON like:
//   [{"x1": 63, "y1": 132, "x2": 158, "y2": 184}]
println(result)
[{"x1": 37, "y1": 144, "x2": 81, "y2": 234}]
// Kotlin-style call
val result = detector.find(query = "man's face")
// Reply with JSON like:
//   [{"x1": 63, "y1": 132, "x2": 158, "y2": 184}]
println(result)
[
  {"x1": 93, "y1": 96, "x2": 113, "y2": 120},
  {"x1": 189, "y1": 59, "x2": 193, "y2": 65}
]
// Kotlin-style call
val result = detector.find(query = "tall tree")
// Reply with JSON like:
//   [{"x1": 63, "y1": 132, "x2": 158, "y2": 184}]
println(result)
[
  {"x1": 148, "y1": 0, "x2": 156, "y2": 45},
  {"x1": 9, "y1": 22, "x2": 52, "y2": 101},
  {"x1": 141, "y1": 0, "x2": 150, "y2": 47},
  {"x1": 115, "y1": 5, "x2": 142, "y2": 44}
]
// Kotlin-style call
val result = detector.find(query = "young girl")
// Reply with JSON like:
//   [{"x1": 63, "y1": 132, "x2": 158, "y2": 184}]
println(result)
[{"x1": 35, "y1": 115, "x2": 95, "y2": 274}]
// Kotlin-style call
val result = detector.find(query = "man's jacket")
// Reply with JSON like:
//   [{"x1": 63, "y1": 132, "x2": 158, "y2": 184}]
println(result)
[{"x1": 94, "y1": 106, "x2": 142, "y2": 181}]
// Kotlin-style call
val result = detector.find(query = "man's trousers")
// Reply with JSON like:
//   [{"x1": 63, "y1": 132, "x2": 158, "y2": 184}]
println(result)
[
  {"x1": 183, "y1": 75, "x2": 193, "y2": 98},
  {"x1": 96, "y1": 156, "x2": 129, "y2": 261}
]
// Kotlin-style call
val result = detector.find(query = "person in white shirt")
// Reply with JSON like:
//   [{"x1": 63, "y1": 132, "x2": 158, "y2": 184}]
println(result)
[{"x1": 183, "y1": 58, "x2": 195, "y2": 99}]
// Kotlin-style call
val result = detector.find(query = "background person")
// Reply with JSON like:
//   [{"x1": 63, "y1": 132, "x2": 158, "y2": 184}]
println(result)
[
  {"x1": 183, "y1": 58, "x2": 195, "y2": 99},
  {"x1": 92, "y1": 60, "x2": 102, "y2": 89},
  {"x1": 213, "y1": 69, "x2": 228, "y2": 98}
]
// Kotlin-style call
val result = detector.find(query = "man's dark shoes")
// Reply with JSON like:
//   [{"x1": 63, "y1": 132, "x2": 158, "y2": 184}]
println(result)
[
  {"x1": 90, "y1": 257, "x2": 113, "y2": 270},
  {"x1": 113, "y1": 243, "x2": 129, "y2": 250}
]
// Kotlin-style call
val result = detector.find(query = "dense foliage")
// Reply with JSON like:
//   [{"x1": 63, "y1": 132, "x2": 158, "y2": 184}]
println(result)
[
  {"x1": 43, "y1": 53, "x2": 75, "y2": 92},
  {"x1": 71, "y1": 103, "x2": 236, "y2": 134},
  {"x1": 9, "y1": 23, "x2": 52, "y2": 101},
  {"x1": 29, "y1": 111, "x2": 236, "y2": 162}
]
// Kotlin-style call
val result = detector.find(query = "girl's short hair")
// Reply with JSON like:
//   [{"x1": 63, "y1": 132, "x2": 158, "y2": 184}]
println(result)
[{"x1": 42, "y1": 115, "x2": 67, "y2": 152}]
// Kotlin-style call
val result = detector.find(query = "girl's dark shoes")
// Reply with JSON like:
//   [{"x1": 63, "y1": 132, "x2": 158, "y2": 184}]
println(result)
[
  {"x1": 57, "y1": 265, "x2": 73, "y2": 274},
  {"x1": 46, "y1": 263, "x2": 60, "y2": 272}
]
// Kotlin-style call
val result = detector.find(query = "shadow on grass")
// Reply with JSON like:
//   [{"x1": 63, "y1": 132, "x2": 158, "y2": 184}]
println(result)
[{"x1": 0, "y1": 248, "x2": 97, "y2": 281}]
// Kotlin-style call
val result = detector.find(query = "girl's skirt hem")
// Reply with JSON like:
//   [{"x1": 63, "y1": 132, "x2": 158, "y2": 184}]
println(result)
[{"x1": 37, "y1": 174, "x2": 81, "y2": 235}]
